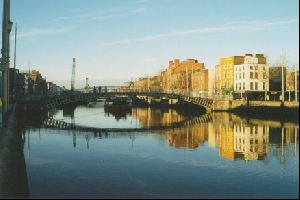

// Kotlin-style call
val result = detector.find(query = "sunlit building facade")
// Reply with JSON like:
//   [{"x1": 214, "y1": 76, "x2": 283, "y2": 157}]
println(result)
[
  {"x1": 220, "y1": 56, "x2": 244, "y2": 94},
  {"x1": 234, "y1": 54, "x2": 269, "y2": 99}
]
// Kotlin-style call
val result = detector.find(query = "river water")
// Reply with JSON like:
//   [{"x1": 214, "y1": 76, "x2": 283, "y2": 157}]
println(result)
[{"x1": 1, "y1": 105, "x2": 299, "y2": 198}]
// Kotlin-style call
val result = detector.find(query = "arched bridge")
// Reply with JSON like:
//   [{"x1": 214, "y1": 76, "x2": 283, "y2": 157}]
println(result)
[
  {"x1": 104, "y1": 91, "x2": 214, "y2": 109},
  {"x1": 18, "y1": 90, "x2": 215, "y2": 111}
]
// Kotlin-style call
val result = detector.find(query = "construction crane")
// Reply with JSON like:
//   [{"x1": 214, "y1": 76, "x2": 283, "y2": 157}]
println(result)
[{"x1": 71, "y1": 58, "x2": 76, "y2": 91}]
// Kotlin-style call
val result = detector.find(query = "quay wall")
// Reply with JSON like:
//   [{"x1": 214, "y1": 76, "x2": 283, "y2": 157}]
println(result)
[{"x1": 212, "y1": 100, "x2": 299, "y2": 118}]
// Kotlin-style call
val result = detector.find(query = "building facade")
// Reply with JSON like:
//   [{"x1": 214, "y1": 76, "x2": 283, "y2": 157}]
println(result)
[
  {"x1": 220, "y1": 56, "x2": 244, "y2": 94},
  {"x1": 234, "y1": 54, "x2": 269, "y2": 99}
]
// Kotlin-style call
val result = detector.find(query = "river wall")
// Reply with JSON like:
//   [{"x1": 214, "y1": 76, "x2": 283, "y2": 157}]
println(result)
[{"x1": 0, "y1": 107, "x2": 30, "y2": 198}]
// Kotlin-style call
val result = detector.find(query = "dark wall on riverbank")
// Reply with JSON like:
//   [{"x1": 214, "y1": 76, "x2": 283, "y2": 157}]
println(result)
[{"x1": 0, "y1": 110, "x2": 30, "y2": 198}]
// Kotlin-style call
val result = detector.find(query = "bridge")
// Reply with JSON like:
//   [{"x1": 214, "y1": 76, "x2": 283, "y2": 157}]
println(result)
[
  {"x1": 17, "y1": 92, "x2": 96, "y2": 112},
  {"x1": 17, "y1": 89, "x2": 217, "y2": 113}
]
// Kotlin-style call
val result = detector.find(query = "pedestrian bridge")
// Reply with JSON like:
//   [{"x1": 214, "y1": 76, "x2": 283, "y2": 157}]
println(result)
[
  {"x1": 17, "y1": 90, "x2": 233, "y2": 112},
  {"x1": 102, "y1": 90, "x2": 216, "y2": 110}
]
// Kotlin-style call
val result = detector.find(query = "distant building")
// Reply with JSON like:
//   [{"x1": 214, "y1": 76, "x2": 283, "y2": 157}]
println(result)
[
  {"x1": 135, "y1": 77, "x2": 149, "y2": 92},
  {"x1": 150, "y1": 58, "x2": 208, "y2": 96},
  {"x1": 150, "y1": 75, "x2": 162, "y2": 92},
  {"x1": 168, "y1": 59, "x2": 205, "y2": 95}
]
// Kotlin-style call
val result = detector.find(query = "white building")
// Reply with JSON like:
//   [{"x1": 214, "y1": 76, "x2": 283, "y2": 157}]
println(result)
[{"x1": 234, "y1": 54, "x2": 269, "y2": 98}]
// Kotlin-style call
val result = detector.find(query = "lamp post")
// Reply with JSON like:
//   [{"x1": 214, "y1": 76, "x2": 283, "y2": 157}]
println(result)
[
  {"x1": 1, "y1": 0, "x2": 13, "y2": 121},
  {"x1": 295, "y1": 64, "x2": 298, "y2": 102}
]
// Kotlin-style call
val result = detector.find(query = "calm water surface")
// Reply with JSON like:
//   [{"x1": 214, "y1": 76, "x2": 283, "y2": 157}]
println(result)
[{"x1": 2, "y1": 106, "x2": 299, "y2": 198}]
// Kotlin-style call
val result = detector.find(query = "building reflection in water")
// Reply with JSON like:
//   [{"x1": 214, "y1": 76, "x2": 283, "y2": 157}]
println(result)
[
  {"x1": 131, "y1": 107, "x2": 190, "y2": 128},
  {"x1": 24, "y1": 107, "x2": 298, "y2": 164},
  {"x1": 132, "y1": 109, "x2": 299, "y2": 162},
  {"x1": 104, "y1": 105, "x2": 132, "y2": 121}
]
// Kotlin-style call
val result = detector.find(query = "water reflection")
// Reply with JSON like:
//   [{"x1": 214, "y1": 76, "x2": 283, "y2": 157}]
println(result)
[
  {"x1": 21, "y1": 110, "x2": 298, "y2": 198},
  {"x1": 104, "y1": 105, "x2": 132, "y2": 121},
  {"x1": 131, "y1": 110, "x2": 299, "y2": 163},
  {"x1": 27, "y1": 110, "x2": 299, "y2": 163},
  {"x1": 132, "y1": 107, "x2": 190, "y2": 127}
]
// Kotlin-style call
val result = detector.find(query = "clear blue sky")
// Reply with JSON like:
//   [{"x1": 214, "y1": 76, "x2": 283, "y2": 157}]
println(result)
[{"x1": 1, "y1": 0, "x2": 299, "y2": 87}]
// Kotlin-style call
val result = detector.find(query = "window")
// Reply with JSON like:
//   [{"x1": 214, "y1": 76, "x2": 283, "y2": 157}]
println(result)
[
  {"x1": 255, "y1": 66, "x2": 258, "y2": 70},
  {"x1": 239, "y1": 83, "x2": 241, "y2": 90},
  {"x1": 250, "y1": 82, "x2": 253, "y2": 90},
  {"x1": 250, "y1": 66, "x2": 253, "y2": 70},
  {"x1": 239, "y1": 73, "x2": 242, "y2": 80},
  {"x1": 255, "y1": 72, "x2": 258, "y2": 79},
  {"x1": 243, "y1": 83, "x2": 245, "y2": 90},
  {"x1": 255, "y1": 82, "x2": 258, "y2": 90},
  {"x1": 243, "y1": 73, "x2": 245, "y2": 79},
  {"x1": 263, "y1": 83, "x2": 265, "y2": 90},
  {"x1": 250, "y1": 72, "x2": 253, "y2": 79}
]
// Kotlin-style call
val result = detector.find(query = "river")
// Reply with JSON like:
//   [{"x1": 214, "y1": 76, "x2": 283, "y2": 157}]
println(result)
[{"x1": 1, "y1": 105, "x2": 299, "y2": 198}]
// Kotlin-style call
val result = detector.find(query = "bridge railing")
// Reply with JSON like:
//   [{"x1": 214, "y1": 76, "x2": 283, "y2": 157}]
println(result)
[{"x1": 103, "y1": 89, "x2": 233, "y2": 101}]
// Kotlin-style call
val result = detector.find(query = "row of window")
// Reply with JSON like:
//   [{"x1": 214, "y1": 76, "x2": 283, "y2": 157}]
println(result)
[
  {"x1": 235, "y1": 65, "x2": 266, "y2": 71},
  {"x1": 235, "y1": 72, "x2": 267, "y2": 80},
  {"x1": 235, "y1": 82, "x2": 266, "y2": 90},
  {"x1": 235, "y1": 126, "x2": 268, "y2": 135}
]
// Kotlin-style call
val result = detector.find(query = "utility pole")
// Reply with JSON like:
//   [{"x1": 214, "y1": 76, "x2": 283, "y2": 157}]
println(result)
[
  {"x1": 185, "y1": 65, "x2": 188, "y2": 94},
  {"x1": 191, "y1": 65, "x2": 194, "y2": 93},
  {"x1": 288, "y1": 86, "x2": 291, "y2": 102},
  {"x1": 13, "y1": 23, "x2": 17, "y2": 101},
  {"x1": 168, "y1": 69, "x2": 171, "y2": 93},
  {"x1": 281, "y1": 53, "x2": 285, "y2": 102},
  {"x1": 1, "y1": 0, "x2": 13, "y2": 117},
  {"x1": 147, "y1": 74, "x2": 150, "y2": 92},
  {"x1": 295, "y1": 64, "x2": 298, "y2": 102}
]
